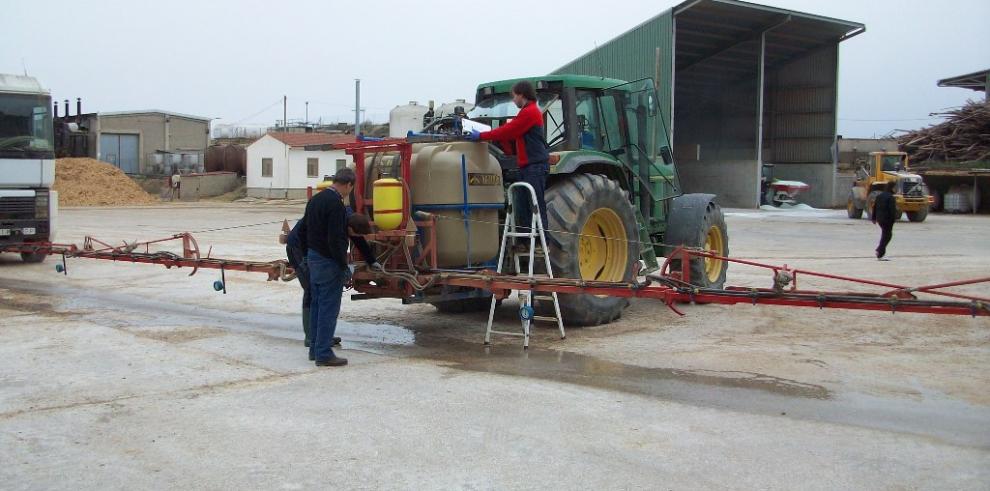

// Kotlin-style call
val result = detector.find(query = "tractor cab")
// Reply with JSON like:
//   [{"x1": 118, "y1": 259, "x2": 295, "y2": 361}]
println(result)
[
  {"x1": 469, "y1": 76, "x2": 680, "y2": 231},
  {"x1": 469, "y1": 76, "x2": 672, "y2": 164}
]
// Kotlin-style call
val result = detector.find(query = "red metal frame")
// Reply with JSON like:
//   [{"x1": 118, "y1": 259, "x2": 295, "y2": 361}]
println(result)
[
  {"x1": 3, "y1": 137, "x2": 987, "y2": 319},
  {"x1": 3, "y1": 235, "x2": 987, "y2": 317}
]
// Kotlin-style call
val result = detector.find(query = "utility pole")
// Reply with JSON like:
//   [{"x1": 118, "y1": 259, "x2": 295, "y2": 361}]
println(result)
[
  {"x1": 354, "y1": 79, "x2": 360, "y2": 136},
  {"x1": 305, "y1": 101, "x2": 309, "y2": 126},
  {"x1": 283, "y1": 94, "x2": 289, "y2": 199}
]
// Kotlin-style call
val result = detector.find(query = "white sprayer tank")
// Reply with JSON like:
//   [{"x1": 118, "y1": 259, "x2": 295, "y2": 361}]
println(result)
[
  {"x1": 436, "y1": 98, "x2": 475, "y2": 118},
  {"x1": 410, "y1": 142, "x2": 504, "y2": 267},
  {"x1": 389, "y1": 101, "x2": 429, "y2": 138}
]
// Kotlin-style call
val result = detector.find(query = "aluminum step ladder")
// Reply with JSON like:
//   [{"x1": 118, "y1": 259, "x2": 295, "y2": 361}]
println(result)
[{"x1": 485, "y1": 182, "x2": 565, "y2": 348}]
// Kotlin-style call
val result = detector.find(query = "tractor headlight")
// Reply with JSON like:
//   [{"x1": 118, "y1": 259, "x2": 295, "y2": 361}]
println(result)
[{"x1": 35, "y1": 190, "x2": 49, "y2": 219}]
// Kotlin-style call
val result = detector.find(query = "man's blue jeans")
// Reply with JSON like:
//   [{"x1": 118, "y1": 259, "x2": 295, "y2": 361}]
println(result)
[
  {"x1": 514, "y1": 161, "x2": 550, "y2": 236},
  {"x1": 307, "y1": 250, "x2": 345, "y2": 362}
]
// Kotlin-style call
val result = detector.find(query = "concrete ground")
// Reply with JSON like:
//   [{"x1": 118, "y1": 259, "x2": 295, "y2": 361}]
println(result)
[{"x1": 1, "y1": 203, "x2": 988, "y2": 490}]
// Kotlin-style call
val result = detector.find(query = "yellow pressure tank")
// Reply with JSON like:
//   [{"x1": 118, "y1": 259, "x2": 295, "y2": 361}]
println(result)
[
  {"x1": 315, "y1": 178, "x2": 334, "y2": 191},
  {"x1": 372, "y1": 178, "x2": 404, "y2": 231}
]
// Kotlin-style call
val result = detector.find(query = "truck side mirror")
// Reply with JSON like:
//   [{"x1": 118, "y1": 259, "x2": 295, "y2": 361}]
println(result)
[{"x1": 659, "y1": 146, "x2": 673, "y2": 165}]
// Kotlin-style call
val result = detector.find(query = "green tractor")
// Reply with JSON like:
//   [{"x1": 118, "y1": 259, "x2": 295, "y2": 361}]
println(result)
[{"x1": 461, "y1": 75, "x2": 729, "y2": 325}]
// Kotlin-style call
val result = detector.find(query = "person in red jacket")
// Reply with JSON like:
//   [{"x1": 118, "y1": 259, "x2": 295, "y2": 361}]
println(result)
[{"x1": 467, "y1": 81, "x2": 550, "y2": 238}]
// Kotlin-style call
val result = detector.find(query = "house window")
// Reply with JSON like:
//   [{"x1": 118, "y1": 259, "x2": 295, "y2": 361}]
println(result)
[
  {"x1": 307, "y1": 158, "x2": 319, "y2": 178},
  {"x1": 336, "y1": 159, "x2": 347, "y2": 172},
  {"x1": 261, "y1": 158, "x2": 273, "y2": 177}
]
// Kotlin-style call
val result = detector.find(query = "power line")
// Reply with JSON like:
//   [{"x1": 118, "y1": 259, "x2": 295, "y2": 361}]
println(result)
[{"x1": 228, "y1": 98, "x2": 285, "y2": 126}]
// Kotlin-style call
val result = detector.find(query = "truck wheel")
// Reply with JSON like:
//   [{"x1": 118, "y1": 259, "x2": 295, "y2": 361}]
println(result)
[
  {"x1": 20, "y1": 252, "x2": 47, "y2": 264},
  {"x1": 907, "y1": 206, "x2": 928, "y2": 222},
  {"x1": 846, "y1": 196, "x2": 863, "y2": 219},
  {"x1": 664, "y1": 194, "x2": 729, "y2": 289},
  {"x1": 543, "y1": 174, "x2": 639, "y2": 326}
]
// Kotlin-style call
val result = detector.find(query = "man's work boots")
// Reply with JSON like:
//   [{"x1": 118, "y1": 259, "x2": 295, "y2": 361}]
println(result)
[
  {"x1": 316, "y1": 356, "x2": 348, "y2": 367},
  {"x1": 302, "y1": 307, "x2": 312, "y2": 347},
  {"x1": 307, "y1": 337, "x2": 343, "y2": 361}
]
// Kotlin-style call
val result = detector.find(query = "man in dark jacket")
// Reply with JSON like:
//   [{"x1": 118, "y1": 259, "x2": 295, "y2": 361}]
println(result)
[
  {"x1": 283, "y1": 220, "x2": 317, "y2": 348},
  {"x1": 872, "y1": 180, "x2": 899, "y2": 260},
  {"x1": 295, "y1": 168, "x2": 357, "y2": 367},
  {"x1": 467, "y1": 80, "x2": 550, "y2": 237}
]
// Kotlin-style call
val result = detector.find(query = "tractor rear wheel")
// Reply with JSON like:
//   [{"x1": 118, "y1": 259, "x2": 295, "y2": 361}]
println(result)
[
  {"x1": 664, "y1": 195, "x2": 729, "y2": 289},
  {"x1": 543, "y1": 174, "x2": 639, "y2": 326}
]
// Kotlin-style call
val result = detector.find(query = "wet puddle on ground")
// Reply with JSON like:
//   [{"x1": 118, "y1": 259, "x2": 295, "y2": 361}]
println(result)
[{"x1": 6, "y1": 279, "x2": 989, "y2": 448}]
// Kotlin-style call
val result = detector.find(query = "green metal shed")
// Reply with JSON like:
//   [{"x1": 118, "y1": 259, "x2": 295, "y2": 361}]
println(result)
[{"x1": 553, "y1": 0, "x2": 864, "y2": 208}]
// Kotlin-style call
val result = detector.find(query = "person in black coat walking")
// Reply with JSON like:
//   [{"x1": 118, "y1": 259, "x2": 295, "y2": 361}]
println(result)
[{"x1": 872, "y1": 180, "x2": 899, "y2": 260}]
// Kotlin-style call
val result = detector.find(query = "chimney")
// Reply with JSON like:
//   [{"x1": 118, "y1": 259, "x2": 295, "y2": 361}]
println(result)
[
  {"x1": 76, "y1": 98, "x2": 82, "y2": 122},
  {"x1": 64, "y1": 99, "x2": 70, "y2": 118},
  {"x1": 54, "y1": 101, "x2": 59, "y2": 119}
]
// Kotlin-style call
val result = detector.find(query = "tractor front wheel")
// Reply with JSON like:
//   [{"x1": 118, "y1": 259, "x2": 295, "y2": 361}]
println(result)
[
  {"x1": 664, "y1": 195, "x2": 729, "y2": 289},
  {"x1": 543, "y1": 174, "x2": 639, "y2": 326}
]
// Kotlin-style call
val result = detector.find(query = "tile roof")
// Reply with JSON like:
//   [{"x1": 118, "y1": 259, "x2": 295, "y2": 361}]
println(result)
[{"x1": 267, "y1": 132, "x2": 356, "y2": 147}]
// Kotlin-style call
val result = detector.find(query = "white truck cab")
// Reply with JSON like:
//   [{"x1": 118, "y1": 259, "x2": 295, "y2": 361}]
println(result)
[{"x1": 0, "y1": 73, "x2": 58, "y2": 262}]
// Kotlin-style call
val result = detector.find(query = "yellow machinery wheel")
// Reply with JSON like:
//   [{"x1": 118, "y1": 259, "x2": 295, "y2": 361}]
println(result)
[
  {"x1": 578, "y1": 208, "x2": 629, "y2": 282},
  {"x1": 664, "y1": 194, "x2": 729, "y2": 290},
  {"x1": 703, "y1": 224, "x2": 726, "y2": 284},
  {"x1": 544, "y1": 174, "x2": 640, "y2": 326},
  {"x1": 847, "y1": 195, "x2": 864, "y2": 219}
]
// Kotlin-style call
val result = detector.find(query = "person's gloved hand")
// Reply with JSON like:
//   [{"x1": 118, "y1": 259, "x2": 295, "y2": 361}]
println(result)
[{"x1": 466, "y1": 129, "x2": 481, "y2": 141}]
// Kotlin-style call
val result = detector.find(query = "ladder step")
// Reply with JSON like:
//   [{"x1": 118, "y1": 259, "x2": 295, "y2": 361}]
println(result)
[
  {"x1": 532, "y1": 316, "x2": 559, "y2": 322},
  {"x1": 505, "y1": 232, "x2": 542, "y2": 238},
  {"x1": 533, "y1": 295, "x2": 555, "y2": 302},
  {"x1": 488, "y1": 330, "x2": 525, "y2": 337},
  {"x1": 511, "y1": 250, "x2": 545, "y2": 257}
]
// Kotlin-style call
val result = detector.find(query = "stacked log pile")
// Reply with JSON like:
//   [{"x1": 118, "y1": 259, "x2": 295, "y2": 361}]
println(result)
[{"x1": 898, "y1": 101, "x2": 990, "y2": 164}]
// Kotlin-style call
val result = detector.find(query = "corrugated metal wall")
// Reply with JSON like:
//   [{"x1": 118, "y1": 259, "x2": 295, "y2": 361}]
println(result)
[
  {"x1": 765, "y1": 45, "x2": 838, "y2": 164},
  {"x1": 553, "y1": 10, "x2": 674, "y2": 136}
]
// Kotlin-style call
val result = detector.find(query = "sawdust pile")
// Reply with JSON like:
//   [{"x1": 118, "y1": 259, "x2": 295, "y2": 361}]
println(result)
[{"x1": 54, "y1": 158, "x2": 158, "y2": 206}]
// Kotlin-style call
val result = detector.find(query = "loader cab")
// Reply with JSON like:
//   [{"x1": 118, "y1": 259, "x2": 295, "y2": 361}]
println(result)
[{"x1": 874, "y1": 151, "x2": 908, "y2": 174}]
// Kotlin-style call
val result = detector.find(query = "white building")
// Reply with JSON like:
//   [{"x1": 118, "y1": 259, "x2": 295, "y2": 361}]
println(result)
[{"x1": 246, "y1": 132, "x2": 355, "y2": 199}]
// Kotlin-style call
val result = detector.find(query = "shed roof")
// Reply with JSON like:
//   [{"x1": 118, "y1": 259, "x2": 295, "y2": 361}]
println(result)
[
  {"x1": 673, "y1": 0, "x2": 864, "y2": 75},
  {"x1": 98, "y1": 109, "x2": 212, "y2": 122},
  {"x1": 267, "y1": 132, "x2": 355, "y2": 148},
  {"x1": 937, "y1": 69, "x2": 990, "y2": 92}
]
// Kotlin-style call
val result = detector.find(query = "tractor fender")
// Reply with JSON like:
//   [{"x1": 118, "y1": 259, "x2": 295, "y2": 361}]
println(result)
[
  {"x1": 551, "y1": 152, "x2": 629, "y2": 188},
  {"x1": 663, "y1": 193, "x2": 717, "y2": 257}
]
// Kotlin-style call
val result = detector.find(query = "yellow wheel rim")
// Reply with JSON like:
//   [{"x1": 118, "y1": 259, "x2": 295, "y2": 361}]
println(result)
[
  {"x1": 704, "y1": 224, "x2": 725, "y2": 283},
  {"x1": 578, "y1": 208, "x2": 628, "y2": 282}
]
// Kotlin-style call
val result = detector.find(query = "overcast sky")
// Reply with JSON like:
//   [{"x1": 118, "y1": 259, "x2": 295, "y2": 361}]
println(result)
[{"x1": 4, "y1": 0, "x2": 988, "y2": 137}]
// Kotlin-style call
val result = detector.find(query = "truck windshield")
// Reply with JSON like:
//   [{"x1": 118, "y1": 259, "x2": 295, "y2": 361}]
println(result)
[{"x1": 0, "y1": 93, "x2": 54, "y2": 158}]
